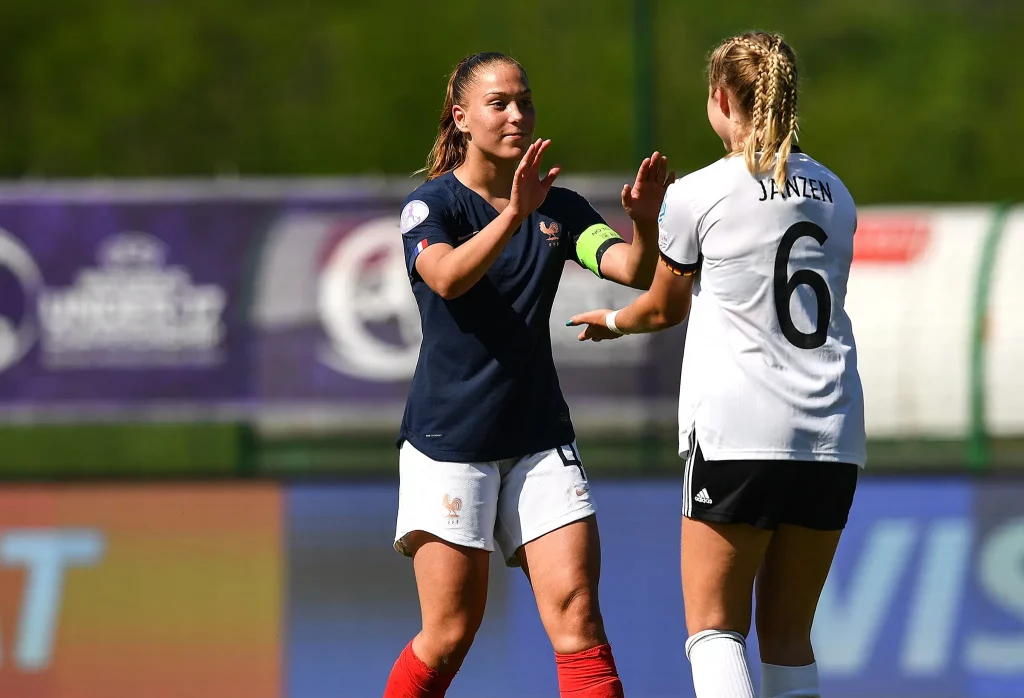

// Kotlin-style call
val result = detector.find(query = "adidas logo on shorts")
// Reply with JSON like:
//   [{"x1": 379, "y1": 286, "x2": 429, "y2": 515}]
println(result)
[{"x1": 694, "y1": 488, "x2": 713, "y2": 505}]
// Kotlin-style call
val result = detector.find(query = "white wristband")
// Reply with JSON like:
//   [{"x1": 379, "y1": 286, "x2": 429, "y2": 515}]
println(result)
[{"x1": 605, "y1": 310, "x2": 624, "y2": 335}]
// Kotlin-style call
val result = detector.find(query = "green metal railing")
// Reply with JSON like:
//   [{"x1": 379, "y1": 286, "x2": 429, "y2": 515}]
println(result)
[
  {"x1": 967, "y1": 201, "x2": 1014, "y2": 469},
  {"x1": 633, "y1": 0, "x2": 655, "y2": 163}
]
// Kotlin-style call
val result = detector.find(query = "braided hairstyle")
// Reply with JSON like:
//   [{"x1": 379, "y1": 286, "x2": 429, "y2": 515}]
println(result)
[
  {"x1": 422, "y1": 52, "x2": 526, "y2": 180},
  {"x1": 707, "y1": 32, "x2": 799, "y2": 192}
]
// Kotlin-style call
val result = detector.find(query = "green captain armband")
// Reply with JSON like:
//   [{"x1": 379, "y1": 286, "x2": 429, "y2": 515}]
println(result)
[{"x1": 575, "y1": 224, "x2": 624, "y2": 277}]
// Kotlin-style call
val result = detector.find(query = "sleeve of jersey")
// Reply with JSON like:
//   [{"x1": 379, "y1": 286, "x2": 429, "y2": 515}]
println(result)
[
  {"x1": 565, "y1": 192, "x2": 625, "y2": 278},
  {"x1": 399, "y1": 190, "x2": 455, "y2": 278},
  {"x1": 657, "y1": 189, "x2": 701, "y2": 276}
]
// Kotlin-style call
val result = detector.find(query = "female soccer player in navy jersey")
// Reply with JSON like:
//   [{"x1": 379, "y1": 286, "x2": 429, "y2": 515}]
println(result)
[
  {"x1": 570, "y1": 32, "x2": 865, "y2": 698},
  {"x1": 384, "y1": 52, "x2": 673, "y2": 698}
]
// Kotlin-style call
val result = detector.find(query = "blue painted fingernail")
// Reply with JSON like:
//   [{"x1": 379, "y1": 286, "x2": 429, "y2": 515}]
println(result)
[{"x1": 565, "y1": 320, "x2": 573, "y2": 326}]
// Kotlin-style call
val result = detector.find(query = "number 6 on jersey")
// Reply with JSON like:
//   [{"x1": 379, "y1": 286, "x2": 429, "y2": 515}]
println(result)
[{"x1": 774, "y1": 221, "x2": 833, "y2": 350}]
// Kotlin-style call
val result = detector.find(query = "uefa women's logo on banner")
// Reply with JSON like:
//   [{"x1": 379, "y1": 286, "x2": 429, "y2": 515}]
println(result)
[
  {"x1": 0, "y1": 228, "x2": 43, "y2": 375},
  {"x1": 317, "y1": 216, "x2": 423, "y2": 380},
  {"x1": 37, "y1": 231, "x2": 228, "y2": 369}
]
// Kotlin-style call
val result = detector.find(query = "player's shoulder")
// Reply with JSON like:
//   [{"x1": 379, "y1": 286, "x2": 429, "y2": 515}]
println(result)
[
  {"x1": 537, "y1": 186, "x2": 603, "y2": 226},
  {"x1": 667, "y1": 157, "x2": 740, "y2": 203},
  {"x1": 403, "y1": 172, "x2": 459, "y2": 209},
  {"x1": 545, "y1": 185, "x2": 592, "y2": 211},
  {"x1": 400, "y1": 174, "x2": 461, "y2": 233},
  {"x1": 791, "y1": 152, "x2": 855, "y2": 205},
  {"x1": 790, "y1": 150, "x2": 842, "y2": 180}
]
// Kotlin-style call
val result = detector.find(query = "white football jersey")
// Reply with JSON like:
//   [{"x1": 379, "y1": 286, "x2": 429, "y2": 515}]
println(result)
[{"x1": 658, "y1": 151, "x2": 866, "y2": 466}]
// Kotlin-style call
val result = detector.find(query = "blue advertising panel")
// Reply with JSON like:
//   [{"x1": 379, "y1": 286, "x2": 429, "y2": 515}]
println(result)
[{"x1": 287, "y1": 478, "x2": 1024, "y2": 698}]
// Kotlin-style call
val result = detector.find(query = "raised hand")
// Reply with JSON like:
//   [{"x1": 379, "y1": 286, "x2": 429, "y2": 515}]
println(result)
[
  {"x1": 508, "y1": 139, "x2": 561, "y2": 220},
  {"x1": 621, "y1": 150, "x2": 676, "y2": 224}
]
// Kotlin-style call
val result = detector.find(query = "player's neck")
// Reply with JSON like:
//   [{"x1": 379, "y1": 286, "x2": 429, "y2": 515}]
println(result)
[
  {"x1": 454, "y1": 151, "x2": 517, "y2": 211},
  {"x1": 721, "y1": 122, "x2": 753, "y2": 154}
]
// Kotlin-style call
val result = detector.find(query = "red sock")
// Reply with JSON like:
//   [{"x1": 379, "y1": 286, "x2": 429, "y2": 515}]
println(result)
[
  {"x1": 554, "y1": 643, "x2": 625, "y2": 698},
  {"x1": 383, "y1": 641, "x2": 457, "y2": 698}
]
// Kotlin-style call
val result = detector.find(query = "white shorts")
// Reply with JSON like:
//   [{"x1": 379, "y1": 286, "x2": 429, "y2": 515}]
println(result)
[{"x1": 394, "y1": 440, "x2": 597, "y2": 566}]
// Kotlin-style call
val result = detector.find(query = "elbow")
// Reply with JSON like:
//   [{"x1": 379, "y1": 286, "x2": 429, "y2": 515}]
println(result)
[
  {"x1": 628, "y1": 255, "x2": 658, "y2": 290},
  {"x1": 433, "y1": 277, "x2": 467, "y2": 301},
  {"x1": 435, "y1": 283, "x2": 460, "y2": 301},
  {"x1": 657, "y1": 304, "x2": 689, "y2": 329},
  {"x1": 628, "y1": 269, "x2": 655, "y2": 290},
  {"x1": 661, "y1": 311, "x2": 687, "y2": 328}
]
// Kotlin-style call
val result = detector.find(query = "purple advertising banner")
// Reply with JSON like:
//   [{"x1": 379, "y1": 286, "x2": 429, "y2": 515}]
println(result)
[
  {"x1": 0, "y1": 200, "x2": 260, "y2": 409},
  {"x1": 0, "y1": 181, "x2": 688, "y2": 425}
]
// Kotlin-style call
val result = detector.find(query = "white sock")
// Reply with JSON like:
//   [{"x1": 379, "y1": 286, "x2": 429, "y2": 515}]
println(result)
[
  {"x1": 760, "y1": 662, "x2": 819, "y2": 697},
  {"x1": 685, "y1": 629, "x2": 755, "y2": 698}
]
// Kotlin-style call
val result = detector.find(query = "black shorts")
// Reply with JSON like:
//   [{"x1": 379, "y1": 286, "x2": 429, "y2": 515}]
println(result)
[{"x1": 682, "y1": 440, "x2": 858, "y2": 531}]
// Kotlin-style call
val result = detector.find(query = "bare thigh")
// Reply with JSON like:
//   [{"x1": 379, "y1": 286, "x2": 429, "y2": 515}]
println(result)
[
  {"x1": 755, "y1": 524, "x2": 843, "y2": 666},
  {"x1": 516, "y1": 515, "x2": 607, "y2": 654},
  {"x1": 681, "y1": 517, "x2": 773, "y2": 637},
  {"x1": 405, "y1": 532, "x2": 491, "y2": 672}
]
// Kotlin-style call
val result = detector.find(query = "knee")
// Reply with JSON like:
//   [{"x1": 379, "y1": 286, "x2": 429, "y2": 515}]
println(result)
[
  {"x1": 686, "y1": 611, "x2": 751, "y2": 639},
  {"x1": 684, "y1": 599, "x2": 750, "y2": 639},
  {"x1": 756, "y1": 623, "x2": 815, "y2": 666},
  {"x1": 683, "y1": 590, "x2": 752, "y2": 638},
  {"x1": 543, "y1": 584, "x2": 606, "y2": 654},
  {"x1": 419, "y1": 613, "x2": 483, "y2": 670}
]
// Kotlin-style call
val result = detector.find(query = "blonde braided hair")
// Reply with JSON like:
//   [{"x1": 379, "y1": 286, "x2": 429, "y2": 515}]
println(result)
[{"x1": 708, "y1": 32, "x2": 799, "y2": 192}]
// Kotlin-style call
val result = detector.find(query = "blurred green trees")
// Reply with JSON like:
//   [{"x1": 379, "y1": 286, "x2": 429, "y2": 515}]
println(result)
[{"x1": 1, "y1": 0, "x2": 1019, "y2": 203}]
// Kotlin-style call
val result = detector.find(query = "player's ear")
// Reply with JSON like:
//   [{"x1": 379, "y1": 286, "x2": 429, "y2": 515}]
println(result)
[
  {"x1": 453, "y1": 103, "x2": 470, "y2": 134},
  {"x1": 716, "y1": 87, "x2": 731, "y2": 119}
]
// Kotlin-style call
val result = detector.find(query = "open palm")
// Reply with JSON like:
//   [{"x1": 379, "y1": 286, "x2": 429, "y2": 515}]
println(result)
[
  {"x1": 509, "y1": 139, "x2": 561, "y2": 219},
  {"x1": 621, "y1": 151, "x2": 675, "y2": 224}
]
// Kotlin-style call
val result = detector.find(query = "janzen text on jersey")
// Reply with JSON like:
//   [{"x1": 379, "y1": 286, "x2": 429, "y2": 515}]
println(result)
[{"x1": 758, "y1": 176, "x2": 833, "y2": 204}]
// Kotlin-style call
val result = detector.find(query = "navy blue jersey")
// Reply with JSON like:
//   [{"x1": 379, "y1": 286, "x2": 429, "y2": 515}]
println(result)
[{"x1": 398, "y1": 171, "x2": 624, "y2": 461}]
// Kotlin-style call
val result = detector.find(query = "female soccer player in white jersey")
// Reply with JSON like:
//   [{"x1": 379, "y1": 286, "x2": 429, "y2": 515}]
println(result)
[
  {"x1": 384, "y1": 52, "x2": 674, "y2": 698},
  {"x1": 570, "y1": 32, "x2": 866, "y2": 698}
]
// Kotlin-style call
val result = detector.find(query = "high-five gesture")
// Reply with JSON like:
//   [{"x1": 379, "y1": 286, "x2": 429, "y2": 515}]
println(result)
[
  {"x1": 621, "y1": 151, "x2": 675, "y2": 224},
  {"x1": 508, "y1": 139, "x2": 561, "y2": 220}
]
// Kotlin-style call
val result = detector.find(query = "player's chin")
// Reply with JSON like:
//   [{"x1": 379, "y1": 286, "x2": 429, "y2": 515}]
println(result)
[
  {"x1": 500, "y1": 145, "x2": 526, "y2": 160},
  {"x1": 497, "y1": 136, "x2": 532, "y2": 159}
]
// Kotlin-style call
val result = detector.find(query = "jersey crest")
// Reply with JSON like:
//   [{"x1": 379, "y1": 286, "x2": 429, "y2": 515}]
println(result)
[{"x1": 540, "y1": 220, "x2": 561, "y2": 247}]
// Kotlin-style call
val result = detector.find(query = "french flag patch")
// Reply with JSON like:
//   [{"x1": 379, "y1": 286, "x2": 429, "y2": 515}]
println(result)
[{"x1": 413, "y1": 238, "x2": 429, "y2": 258}]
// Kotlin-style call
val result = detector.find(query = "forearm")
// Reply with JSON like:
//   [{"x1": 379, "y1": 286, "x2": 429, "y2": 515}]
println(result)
[
  {"x1": 614, "y1": 289, "x2": 689, "y2": 334},
  {"x1": 620, "y1": 220, "x2": 660, "y2": 289},
  {"x1": 435, "y1": 208, "x2": 524, "y2": 298}
]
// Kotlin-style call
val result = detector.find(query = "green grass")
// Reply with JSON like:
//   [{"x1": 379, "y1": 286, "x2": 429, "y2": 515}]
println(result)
[
  {"x1": 1, "y1": 423, "x2": 1021, "y2": 479},
  {"x1": 0, "y1": 423, "x2": 243, "y2": 479},
  {"x1": 253, "y1": 431, "x2": 1024, "y2": 478}
]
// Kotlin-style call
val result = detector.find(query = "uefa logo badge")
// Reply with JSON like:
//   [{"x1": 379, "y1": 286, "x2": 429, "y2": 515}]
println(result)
[{"x1": 0, "y1": 229, "x2": 43, "y2": 375}]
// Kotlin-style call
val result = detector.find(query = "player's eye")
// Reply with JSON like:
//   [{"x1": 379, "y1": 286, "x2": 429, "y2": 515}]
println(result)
[
  {"x1": 490, "y1": 100, "x2": 506, "y2": 109},
  {"x1": 520, "y1": 100, "x2": 533, "y2": 109}
]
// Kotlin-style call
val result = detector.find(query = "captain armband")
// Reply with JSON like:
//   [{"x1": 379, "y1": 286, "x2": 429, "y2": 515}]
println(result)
[{"x1": 575, "y1": 224, "x2": 625, "y2": 277}]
